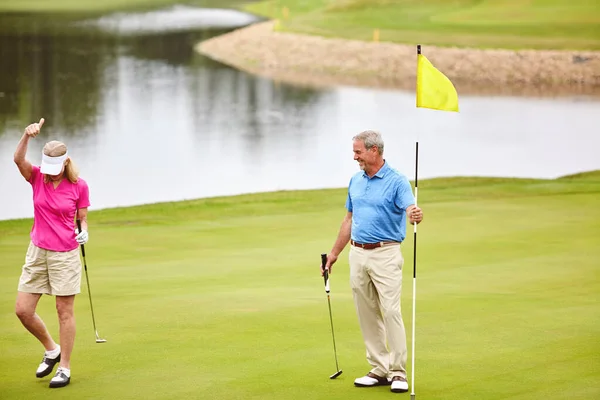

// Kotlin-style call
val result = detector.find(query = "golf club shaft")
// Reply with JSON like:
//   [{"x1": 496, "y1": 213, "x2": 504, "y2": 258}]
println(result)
[
  {"x1": 77, "y1": 220, "x2": 100, "y2": 337},
  {"x1": 321, "y1": 254, "x2": 340, "y2": 371},
  {"x1": 83, "y1": 257, "x2": 98, "y2": 333},
  {"x1": 327, "y1": 294, "x2": 340, "y2": 371}
]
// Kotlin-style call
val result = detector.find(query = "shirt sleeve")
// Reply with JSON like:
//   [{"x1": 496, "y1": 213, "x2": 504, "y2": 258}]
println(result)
[
  {"x1": 29, "y1": 165, "x2": 41, "y2": 185},
  {"x1": 395, "y1": 176, "x2": 415, "y2": 211},
  {"x1": 76, "y1": 179, "x2": 91, "y2": 209},
  {"x1": 345, "y1": 177, "x2": 353, "y2": 212}
]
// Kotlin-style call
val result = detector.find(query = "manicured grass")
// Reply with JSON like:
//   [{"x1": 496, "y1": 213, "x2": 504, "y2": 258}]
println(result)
[
  {"x1": 244, "y1": 0, "x2": 600, "y2": 50},
  {"x1": 1, "y1": 173, "x2": 599, "y2": 399},
  {"x1": 0, "y1": 0, "x2": 240, "y2": 13},
  {"x1": 3, "y1": 0, "x2": 597, "y2": 50}
]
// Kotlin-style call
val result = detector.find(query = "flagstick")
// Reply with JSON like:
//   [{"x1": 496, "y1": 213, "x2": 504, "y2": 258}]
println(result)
[
  {"x1": 410, "y1": 44, "x2": 421, "y2": 400},
  {"x1": 411, "y1": 140, "x2": 418, "y2": 400},
  {"x1": 411, "y1": 43, "x2": 458, "y2": 398}
]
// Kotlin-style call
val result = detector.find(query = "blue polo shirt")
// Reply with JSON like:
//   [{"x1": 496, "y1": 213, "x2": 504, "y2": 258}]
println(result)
[{"x1": 345, "y1": 161, "x2": 415, "y2": 243}]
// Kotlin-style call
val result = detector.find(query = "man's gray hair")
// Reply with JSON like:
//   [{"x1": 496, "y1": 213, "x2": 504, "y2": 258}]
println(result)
[{"x1": 353, "y1": 130, "x2": 384, "y2": 155}]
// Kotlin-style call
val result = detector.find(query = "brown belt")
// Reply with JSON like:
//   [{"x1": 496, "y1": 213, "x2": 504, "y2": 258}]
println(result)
[{"x1": 350, "y1": 240, "x2": 397, "y2": 250}]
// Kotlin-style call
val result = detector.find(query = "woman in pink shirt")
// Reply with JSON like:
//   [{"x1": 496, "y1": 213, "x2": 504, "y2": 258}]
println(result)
[{"x1": 13, "y1": 118, "x2": 90, "y2": 389}]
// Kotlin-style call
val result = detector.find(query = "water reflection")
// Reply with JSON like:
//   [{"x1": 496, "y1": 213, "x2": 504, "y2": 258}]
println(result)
[
  {"x1": 84, "y1": 6, "x2": 260, "y2": 34},
  {"x1": 0, "y1": 32, "x2": 114, "y2": 136},
  {"x1": 0, "y1": 8, "x2": 599, "y2": 221}
]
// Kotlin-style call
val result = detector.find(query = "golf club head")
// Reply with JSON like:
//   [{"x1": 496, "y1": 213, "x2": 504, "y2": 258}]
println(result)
[
  {"x1": 95, "y1": 332, "x2": 107, "y2": 343},
  {"x1": 329, "y1": 370, "x2": 343, "y2": 379}
]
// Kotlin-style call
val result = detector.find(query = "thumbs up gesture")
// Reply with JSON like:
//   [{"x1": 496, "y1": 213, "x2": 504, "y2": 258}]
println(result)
[{"x1": 24, "y1": 118, "x2": 45, "y2": 138}]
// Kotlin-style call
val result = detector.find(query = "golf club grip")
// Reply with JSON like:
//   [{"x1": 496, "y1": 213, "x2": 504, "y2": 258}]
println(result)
[
  {"x1": 321, "y1": 253, "x2": 328, "y2": 283},
  {"x1": 76, "y1": 219, "x2": 86, "y2": 257}
]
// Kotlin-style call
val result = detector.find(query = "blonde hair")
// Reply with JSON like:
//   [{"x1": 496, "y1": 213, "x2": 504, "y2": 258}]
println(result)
[{"x1": 42, "y1": 141, "x2": 79, "y2": 183}]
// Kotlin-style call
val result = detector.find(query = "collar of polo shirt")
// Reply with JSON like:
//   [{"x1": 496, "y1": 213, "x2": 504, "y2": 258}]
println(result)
[{"x1": 364, "y1": 160, "x2": 389, "y2": 179}]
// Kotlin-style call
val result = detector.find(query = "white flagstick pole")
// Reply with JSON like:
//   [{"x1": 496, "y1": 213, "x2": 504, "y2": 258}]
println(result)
[
  {"x1": 410, "y1": 140, "x2": 419, "y2": 400},
  {"x1": 411, "y1": 44, "x2": 422, "y2": 400}
]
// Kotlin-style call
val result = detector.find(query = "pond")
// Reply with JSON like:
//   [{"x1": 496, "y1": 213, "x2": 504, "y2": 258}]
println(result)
[{"x1": 0, "y1": 5, "x2": 598, "y2": 221}]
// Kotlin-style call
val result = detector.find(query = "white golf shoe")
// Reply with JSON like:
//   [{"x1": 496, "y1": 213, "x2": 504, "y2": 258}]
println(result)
[
  {"x1": 354, "y1": 372, "x2": 390, "y2": 387},
  {"x1": 36, "y1": 346, "x2": 61, "y2": 378},
  {"x1": 390, "y1": 376, "x2": 409, "y2": 393},
  {"x1": 49, "y1": 367, "x2": 71, "y2": 388}
]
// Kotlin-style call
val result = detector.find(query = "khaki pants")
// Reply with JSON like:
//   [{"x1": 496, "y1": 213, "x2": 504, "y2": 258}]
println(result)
[{"x1": 349, "y1": 243, "x2": 407, "y2": 379}]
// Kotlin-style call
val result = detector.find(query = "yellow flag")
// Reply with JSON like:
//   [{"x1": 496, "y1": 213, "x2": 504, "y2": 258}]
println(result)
[{"x1": 416, "y1": 53, "x2": 459, "y2": 112}]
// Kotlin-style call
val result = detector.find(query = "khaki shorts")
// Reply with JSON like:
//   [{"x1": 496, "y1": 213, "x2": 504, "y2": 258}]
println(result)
[{"x1": 18, "y1": 242, "x2": 82, "y2": 296}]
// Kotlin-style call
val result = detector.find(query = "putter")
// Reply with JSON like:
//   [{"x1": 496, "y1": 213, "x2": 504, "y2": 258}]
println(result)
[
  {"x1": 77, "y1": 220, "x2": 107, "y2": 343},
  {"x1": 322, "y1": 253, "x2": 342, "y2": 379}
]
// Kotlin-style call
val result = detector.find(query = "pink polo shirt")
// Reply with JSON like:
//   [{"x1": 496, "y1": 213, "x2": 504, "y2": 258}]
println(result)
[{"x1": 29, "y1": 166, "x2": 91, "y2": 252}]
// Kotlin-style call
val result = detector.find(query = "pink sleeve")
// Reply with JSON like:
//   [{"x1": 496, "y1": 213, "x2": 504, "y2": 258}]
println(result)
[
  {"x1": 76, "y1": 179, "x2": 91, "y2": 209},
  {"x1": 29, "y1": 165, "x2": 41, "y2": 186}
]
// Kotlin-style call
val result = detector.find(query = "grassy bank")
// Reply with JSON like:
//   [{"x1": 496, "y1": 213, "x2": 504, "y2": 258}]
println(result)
[
  {"x1": 0, "y1": 0, "x2": 239, "y2": 13},
  {"x1": 3, "y1": 0, "x2": 599, "y2": 50},
  {"x1": 1, "y1": 174, "x2": 600, "y2": 399},
  {"x1": 244, "y1": 0, "x2": 600, "y2": 50},
  {"x1": 197, "y1": 20, "x2": 600, "y2": 95}
]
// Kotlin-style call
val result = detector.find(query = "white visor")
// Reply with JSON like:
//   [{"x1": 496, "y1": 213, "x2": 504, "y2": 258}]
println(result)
[{"x1": 40, "y1": 152, "x2": 68, "y2": 175}]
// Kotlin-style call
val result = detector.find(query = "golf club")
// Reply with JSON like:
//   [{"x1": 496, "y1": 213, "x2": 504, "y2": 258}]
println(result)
[
  {"x1": 77, "y1": 220, "x2": 107, "y2": 343},
  {"x1": 321, "y1": 253, "x2": 342, "y2": 379}
]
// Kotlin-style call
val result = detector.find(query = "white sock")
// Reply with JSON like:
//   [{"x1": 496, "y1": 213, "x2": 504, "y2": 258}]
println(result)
[
  {"x1": 45, "y1": 345, "x2": 61, "y2": 358},
  {"x1": 57, "y1": 367, "x2": 71, "y2": 378}
]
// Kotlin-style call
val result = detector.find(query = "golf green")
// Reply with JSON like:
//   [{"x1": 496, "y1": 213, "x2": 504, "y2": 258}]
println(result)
[{"x1": 1, "y1": 173, "x2": 598, "y2": 399}]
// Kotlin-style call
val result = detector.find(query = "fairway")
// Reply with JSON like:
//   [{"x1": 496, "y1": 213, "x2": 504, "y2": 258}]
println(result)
[
  {"x1": 245, "y1": 0, "x2": 600, "y2": 50},
  {"x1": 1, "y1": 173, "x2": 599, "y2": 399}
]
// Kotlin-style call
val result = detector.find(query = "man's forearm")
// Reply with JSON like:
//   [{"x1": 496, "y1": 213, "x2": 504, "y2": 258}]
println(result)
[{"x1": 331, "y1": 217, "x2": 351, "y2": 256}]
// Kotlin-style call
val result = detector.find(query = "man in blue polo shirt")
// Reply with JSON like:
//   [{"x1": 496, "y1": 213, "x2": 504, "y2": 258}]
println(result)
[{"x1": 323, "y1": 130, "x2": 423, "y2": 394}]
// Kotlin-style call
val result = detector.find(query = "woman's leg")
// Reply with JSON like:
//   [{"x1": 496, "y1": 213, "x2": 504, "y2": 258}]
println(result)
[
  {"x1": 15, "y1": 292, "x2": 58, "y2": 351},
  {"x1": 55, "y1": 295, "x2": 76, "y2": 369}
]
